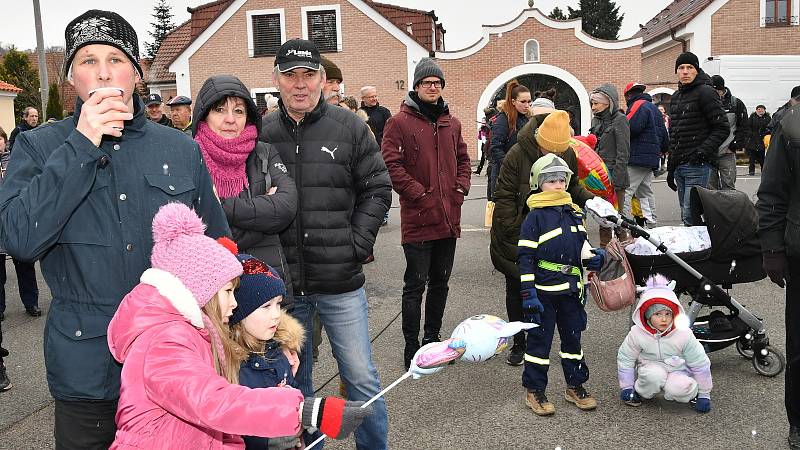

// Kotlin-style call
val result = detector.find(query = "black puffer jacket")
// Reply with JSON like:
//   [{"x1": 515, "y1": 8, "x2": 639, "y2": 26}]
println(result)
[
  {"x1": 261, "y1": 98, "x2": 392, "y2": 295},
  {"x1": 193, "y1": 75, "x2": 298, "y2": 301},
  {"x1": 667, "y1": 72, "x2": 730, "y2": 171}
]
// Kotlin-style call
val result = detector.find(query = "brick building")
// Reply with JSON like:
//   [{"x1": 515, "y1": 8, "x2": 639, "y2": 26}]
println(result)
[
  {"x1": 150, "y1": 0, "x2": 641, "y2": 158},
  {"x1": 639, "y1": 0, "x2": 800, "y2": 110}
]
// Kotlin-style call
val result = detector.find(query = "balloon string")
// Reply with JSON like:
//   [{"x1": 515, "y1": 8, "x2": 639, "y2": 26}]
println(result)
[{"x1": 305, "y1": 371, "x2": 413, "y2": 450}]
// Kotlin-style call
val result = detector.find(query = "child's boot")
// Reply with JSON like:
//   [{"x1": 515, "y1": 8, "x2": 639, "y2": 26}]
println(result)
[
  {"x1": 526, "y1": 390, "x2": 555, "y2": 416},
  {"x1": 0, "y1": 360, "x2": 11, "y2": 392},
  {"x1": 565, "y1": 385, "x2": 597, "y2": 410}
]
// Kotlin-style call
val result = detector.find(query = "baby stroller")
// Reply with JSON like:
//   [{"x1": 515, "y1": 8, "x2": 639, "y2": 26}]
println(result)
[{"x1": 589, "y1": 186, "x2": 785, "y2": 377}]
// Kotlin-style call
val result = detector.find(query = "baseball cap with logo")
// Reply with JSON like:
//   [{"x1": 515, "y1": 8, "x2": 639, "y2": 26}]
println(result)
[
  {"x1": 275, "y1": 39, "x2": 321, "y2": 73},
  {"x1": 146, "y1": 93, "x2": 162, "y2": 106}
]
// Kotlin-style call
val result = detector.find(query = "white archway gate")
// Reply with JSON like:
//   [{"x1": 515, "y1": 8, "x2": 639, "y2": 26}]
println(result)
[{"x1": 477, "y1": 64, "x2": 591, "y2": 135}]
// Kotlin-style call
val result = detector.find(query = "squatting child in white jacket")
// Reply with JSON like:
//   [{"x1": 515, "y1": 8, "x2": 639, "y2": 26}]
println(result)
[{"x1": 617, "y1": 274, "x2": 713, "y2": 413}]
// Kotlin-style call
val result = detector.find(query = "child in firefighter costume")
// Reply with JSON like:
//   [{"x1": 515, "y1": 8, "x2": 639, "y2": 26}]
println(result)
[{"x1": 517, "y1": 146, "x2": 606, "y2": 416}]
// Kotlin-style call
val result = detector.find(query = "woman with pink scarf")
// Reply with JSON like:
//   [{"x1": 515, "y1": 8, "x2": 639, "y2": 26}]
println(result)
[{"x1": 193, "y1": 75, "x2": 298, "y2": 305}]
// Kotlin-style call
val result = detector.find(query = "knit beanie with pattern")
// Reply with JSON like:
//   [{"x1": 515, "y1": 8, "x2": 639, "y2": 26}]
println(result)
[
  {"x1": 150, "y1": 203, "x2": 243, "y2": 307},
  {"x1": 413, "y1": 57, "x2": 445, "y2": 89},
  {"x1": 229, "y1": 255, "x2": 288, "y2": 326},
  {"x1": 64, "y1": 10, "x2": 143, "y2": 77},
  {"x1": 535, "y1": 110, "x2": 571, "y2": 153}
]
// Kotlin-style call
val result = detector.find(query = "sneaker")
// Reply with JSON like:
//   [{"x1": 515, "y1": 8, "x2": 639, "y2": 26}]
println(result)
[
  {"x1": 790, "y1": 425, "x2": 800, "y2": 449},
  {"x1": 526, "y1": 390, "x2": 555, "y2": 416},
  {"x1": 565, "y1": 385, "x2": 597, "y2": 410},
  {"x1": 622, "y1": 390, "x2": 642, "y2": 407},
  {"x1": 420, "y1": 334, "x2": 441, "y2": 346},
  {"x1": 25, "y1": 306, "x2": 42, "y2": 317},
  {"x1": 506, "y1": 346, "x2": 524, "y2": 366},
  {"x1": 0, "y1": 362, "x2": 11, "y2": 392}
]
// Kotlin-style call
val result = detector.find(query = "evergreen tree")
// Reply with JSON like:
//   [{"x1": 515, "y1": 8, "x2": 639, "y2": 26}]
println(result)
[
  {"x1": 548, "y1": 7, "x2": 568, "y2": 20},
  {"x1": 144, "y1": 0, "x2": 175, "y2": 59},
  {"x1": 46, "y1": 81, "x2": 63, "y2": 120},
  {"x1": 568, "y1": 0, "x2": 624, "y2": 40},
  {"x1": 0, "y1": 48, "x2": 41, "y2": 119}
]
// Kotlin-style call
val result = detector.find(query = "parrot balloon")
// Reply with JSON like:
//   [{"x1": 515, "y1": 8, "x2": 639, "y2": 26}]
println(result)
[{"x1": 570, "y1": 136, "x2": 617, "y2": 208}]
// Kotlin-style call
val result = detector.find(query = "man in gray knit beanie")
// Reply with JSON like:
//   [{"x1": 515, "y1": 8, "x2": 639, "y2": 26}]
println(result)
[{"x1": 413, "y1": 57, "x2": 445, "y2": 89}]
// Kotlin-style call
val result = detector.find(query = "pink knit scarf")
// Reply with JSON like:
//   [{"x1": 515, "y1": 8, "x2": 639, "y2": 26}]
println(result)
[{"x1": 194, "y1": 121, "x2": 257, "y2": 198}]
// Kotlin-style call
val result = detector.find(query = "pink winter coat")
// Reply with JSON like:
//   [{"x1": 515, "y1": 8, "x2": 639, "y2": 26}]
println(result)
[{"x1": 107, "y1": 268, "x2": 304, "y2": 449}]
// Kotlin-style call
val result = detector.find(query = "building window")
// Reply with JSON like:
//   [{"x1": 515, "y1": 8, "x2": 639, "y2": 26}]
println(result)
[
  {"x1": 524, "y1": 39, "x2": 540, "y2": 63},
  {"x1": 765, "y1": 0, "x2": 792, "y2": 26},
  {"x1": 247, "y1": 9, "x2": 286, "y2": 58},
  {"x1": 302, "y1": 5, "x2": 342, "y2": 53}
]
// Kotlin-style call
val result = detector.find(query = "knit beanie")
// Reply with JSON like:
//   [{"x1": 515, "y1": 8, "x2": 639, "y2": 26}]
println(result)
[
  {"x1": 229, "y1": 255, "x2": 288, "y2": 326},
  {"x1": 321, "y1": 57, "x2": 343, "y2": 82},
  {"x1": 413, "y1": 57, "x2": 445, "y2": 89},
  {"x1": 538, "y1": 171, "x2": 568, "y2": 187},
  {"x1": 64, "y1": 10, "x2": 143, "y2": 77},
  {"x1": 530, "y1": 98, "x2": 555, "y2": 110},
  {"x1": 791, "y1": 85, "x2": 800, "y2": 99},
  {"x1": 150, "y1": 203, "x2": 243, "y2": 307},
  {"x1": 675, "y1": 52, "x2": 700, "y2": 72},
  {"x1": 644, "y1": 302, "x2": 672, "y2": 320},
  {"x1": 535, "y1": 110, "x2": 571, "y2": 153},
  {"x1": 590, "y1": 91, "x2": 611, "y2": 105},
  {"x1": 711, "y1": 75, "x2": 725, "y2": 90}
]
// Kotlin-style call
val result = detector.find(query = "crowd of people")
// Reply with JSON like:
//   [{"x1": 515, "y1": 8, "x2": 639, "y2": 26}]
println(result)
[{"x1": 0, "y1": 7, "x2": 799, "y2": 450}]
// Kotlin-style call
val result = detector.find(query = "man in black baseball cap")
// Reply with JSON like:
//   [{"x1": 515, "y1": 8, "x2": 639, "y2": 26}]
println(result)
[
  {"x1": 167, "y1": 95, "x2": 193, "y2": 135},
  {"x1": 275, "y1": 38, "x2": 321, "y2": 72},
  {"x1": 145, "y1": 93, "x2": 172, "y2": 127}
]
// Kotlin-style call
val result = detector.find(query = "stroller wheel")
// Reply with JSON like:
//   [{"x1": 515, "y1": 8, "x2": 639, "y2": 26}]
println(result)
[
  {"x1": 736, "y1": 338, "x2": 754, "y2": 360},
  {"x1": 752, "y1": 345, "x2": 786, "y2": 377}
]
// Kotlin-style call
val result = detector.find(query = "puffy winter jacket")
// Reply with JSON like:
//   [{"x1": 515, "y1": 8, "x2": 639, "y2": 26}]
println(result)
[
  {"x1": 381, "y1": 93, "x2": 471, "y2": 244},
  {"x1": 191, "y1": 75, "x2": 298, "y2": 303},
  {"x1": 107, "y1": 268, "x2": 304, "y2": 449},
  {"x1": 360, "y1": 103, "x2": 392, "y2": 148},
  {"x1": 626, "y1": 93, "x2": 668, "y2": 169},
  {"x1": 757, "y1": 104, "x2": 800, "y2": 257},
  {"x1": 617, "y1": 289, "x2": 712, "y2": 396},
  {"x1": 667, "y1": 72, "x2": 730, "y2": 171},
  {"x1": 746, "y1": 112, "x2": 771, "y2": 152},
  {"x1": 590, "y1": 84, "x2": 630, "y2": 189},
  {"x1": 489, "y1": 111, "x2": 529, "y2": 166},
  {"x1": 717, "y1": 88, "x2": 749, "y2": 154},
  {"x1": 489, "y1": 114, "x2": 593, "y2": 278},
  {"x1": 261, "y1": 98, "x2": 392, "y2": 295}
]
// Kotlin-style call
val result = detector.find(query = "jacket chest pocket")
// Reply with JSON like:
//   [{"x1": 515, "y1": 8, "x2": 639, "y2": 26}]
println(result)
[
  {"x1": 404, "y1": 132, "x2": 423, "y2": 166},
  {"x1": 144, "y1": 174, "x2": 196, "y2": 206},
  {"x1": 57, "y1": 176, "x2": 113, "y2": 247}
]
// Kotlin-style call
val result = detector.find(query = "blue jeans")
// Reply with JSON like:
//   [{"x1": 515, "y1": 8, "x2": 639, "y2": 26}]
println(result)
[
  {"x1": 293, "y1": 288, "x2": 388, "y2": 450},
  {"x1": 675, "y1": 163, "x2": 712, "y2": 226}
]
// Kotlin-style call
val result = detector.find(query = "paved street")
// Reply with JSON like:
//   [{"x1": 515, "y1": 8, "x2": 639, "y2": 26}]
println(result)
[{"x1": 0, "y1": 168, "x2": 790, "y2": 450}]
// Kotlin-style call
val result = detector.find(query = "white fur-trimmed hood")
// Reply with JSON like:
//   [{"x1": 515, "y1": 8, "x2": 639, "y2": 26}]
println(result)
[{"x1": 140, "y1": 268, "x2": 204, "y2": 329}]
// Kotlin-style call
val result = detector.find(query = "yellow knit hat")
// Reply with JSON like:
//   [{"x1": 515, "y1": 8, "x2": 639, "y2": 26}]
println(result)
[{"x1": 535, "y1": 110, "x2": 571, "y2": 153}]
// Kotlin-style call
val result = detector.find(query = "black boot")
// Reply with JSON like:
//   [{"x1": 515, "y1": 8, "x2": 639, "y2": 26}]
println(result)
[
  {"x1": 0, "y1": 360, "x2": 11, "y2": 392},
  {"x1": 404, "y1": 339, "x2": 420, "y2": 370},
  {"x1": 790, "y1": 425, "x2": 800, "y2": 449}
]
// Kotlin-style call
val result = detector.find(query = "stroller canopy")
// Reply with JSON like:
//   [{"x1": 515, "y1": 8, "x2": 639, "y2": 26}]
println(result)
[{"x1": 689, "y1": 186, "x2": 761, "y2": 261}]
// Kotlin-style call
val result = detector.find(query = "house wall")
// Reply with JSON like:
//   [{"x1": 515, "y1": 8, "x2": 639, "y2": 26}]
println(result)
[
  {"x1": 712, "y1": 0, "x2": 800, "y2": 55},
  {"x1": 436, "y1": 16, "x2": 641, "y2": 158},
  {"x1": 641, "y1": 42, "x2": 683, "y2": 91},
  {"x1": 189, "y1": 0, "x2": 411, "y2": 115},
  {"x1": 0, "y1": 94, "x2": 17, "y2": 134}
]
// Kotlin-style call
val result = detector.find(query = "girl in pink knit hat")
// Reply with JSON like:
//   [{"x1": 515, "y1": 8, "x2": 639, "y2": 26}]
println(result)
[{"x1": 107, "y1": 203, "x2": 371, "y2": 449}]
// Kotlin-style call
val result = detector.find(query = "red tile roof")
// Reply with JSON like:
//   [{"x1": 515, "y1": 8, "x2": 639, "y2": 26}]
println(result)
[
  {"x1": 22, "y1": 51, "x2": 78, "y2": 113},
  {"x1": 636, "y1": 0, "x2": 714, "y2": 44},
  {"x1": 365, "y1": 1, "x2": 444, "y2": 51},
  {"x1": 146, "y1": 20, "x2": 191, "y2": 84},
  {"x1": 0, "y1": 81, "x2": 22, "y2": 93},
  {"x1": 188, "y1": 0, "x2": 235, "y2": 41}
]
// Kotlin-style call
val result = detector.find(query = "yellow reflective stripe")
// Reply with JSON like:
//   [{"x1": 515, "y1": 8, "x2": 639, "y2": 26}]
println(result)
[
  {"x1": 520, "y1": 274, "x2": 536, "y2": 282},
  {"x1": 518, "y1": 239, "x2": 538, "y2": 249},
  {"x1": 534, "y1": 282, "x2": 571, "y2": 292},
  {"x1": 577, "y1": 225, "x2": 586, "y2": 232},
  {"x1": 559, "y1": 350, "x2": 584, "y2": 360},
  {"x1": 570, "y1": 226, "x2": 577, "y2": 232},
  {"x1": 524, "y1": 354, "x2": 550, "y2": 365},
  {"x1": 538, "y1": 227, "x2": 563, "y2": 244}
]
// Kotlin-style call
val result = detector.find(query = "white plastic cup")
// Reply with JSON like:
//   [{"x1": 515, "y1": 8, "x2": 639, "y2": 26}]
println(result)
[{"x1": 88, "y1": 87, "x2": 126, "y2": 131}]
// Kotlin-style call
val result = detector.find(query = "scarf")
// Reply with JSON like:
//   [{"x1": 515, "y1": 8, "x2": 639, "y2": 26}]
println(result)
[
  {"x1": 410, "y1": 91, "x2": 445, "y2": 123},
  {"x1": 526, "y1": 190, "x2": 581, "y2": 212},
  {"x1": 194, "y1": 121, "x2": 257, "y2": 198}
]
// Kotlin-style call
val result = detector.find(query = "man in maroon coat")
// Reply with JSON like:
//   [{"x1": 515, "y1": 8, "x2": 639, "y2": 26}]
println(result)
[{"x1": 382, "y1": 58, "x2": 472, "y2": 369}]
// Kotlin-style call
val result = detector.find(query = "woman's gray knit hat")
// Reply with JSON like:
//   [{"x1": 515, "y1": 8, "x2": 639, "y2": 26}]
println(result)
[
  {"x1": 63, "y1": 10, "x2": 142, "y2": 78},
  {"x1": 413, "y1": 58, "x2": 445, "y2": 89}
]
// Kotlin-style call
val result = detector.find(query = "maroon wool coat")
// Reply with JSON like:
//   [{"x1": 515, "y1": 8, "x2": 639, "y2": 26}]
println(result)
[{"x1": 382, "y1": 96, "x2": 472, "y2": 244}]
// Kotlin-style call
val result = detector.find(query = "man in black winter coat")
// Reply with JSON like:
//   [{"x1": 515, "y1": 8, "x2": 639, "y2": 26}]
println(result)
[
  {"x1": 360, "y1": 85, "x2": 392, "y2": 148},
  {"x1": 746, "y1": 105, "x2": 770, "y2": 175},
  {"x1": 7, "y1": 107, "x2": 39, "y2": 152},
  {"x1": 756, "y1": 103, "x2": 800, "y2": 450},
  {"x1": 666, "y1": 52, "x2": 730, "y2": 225},
  {"x1": 263, "y1": 39, "x2": 392, "y2": 449},
  {"x1": 708, "y1": 75, "x2": 748, "y2": 190}
]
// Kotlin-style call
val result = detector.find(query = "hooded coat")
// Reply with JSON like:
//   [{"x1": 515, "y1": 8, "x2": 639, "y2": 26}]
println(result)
[
  {"x1": 626, "y1": 92, "x2": 669, "y2": 169},
  {"x1": 381, "y1": 93, "x2": 472, "y2": 244},
  {"x1": 667, "y1": 72, "x2": 730, "y2": 171},
  {"x1": 193, "y1": 75, "x2": 298, "y2": 303},
  {"x1": 489, "y1": 114, "x2": 594, "y2": 278},
  {"x1": 590, "y1": 84, "x2": 630, "y2": 189},
  {"x1": 617, "y1": 288, "x2": 712, "y2": 396},
  {"x1": 107, "y1": 268, "x2": 304, "y2": 449}
]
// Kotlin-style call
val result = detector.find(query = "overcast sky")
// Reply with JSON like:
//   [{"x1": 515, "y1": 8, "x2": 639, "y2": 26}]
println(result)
[{"x1": 0, "y1": 0, "x2": 673, "y2": 53}]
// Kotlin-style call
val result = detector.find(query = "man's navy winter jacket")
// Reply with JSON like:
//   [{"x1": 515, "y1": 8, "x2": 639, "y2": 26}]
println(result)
[
  {"x1": 0, "y1": 96, "x2": 229, "y2": 401},
  {"x1": 626, "y1": 93, "x2": 669, "y2": 169}
]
